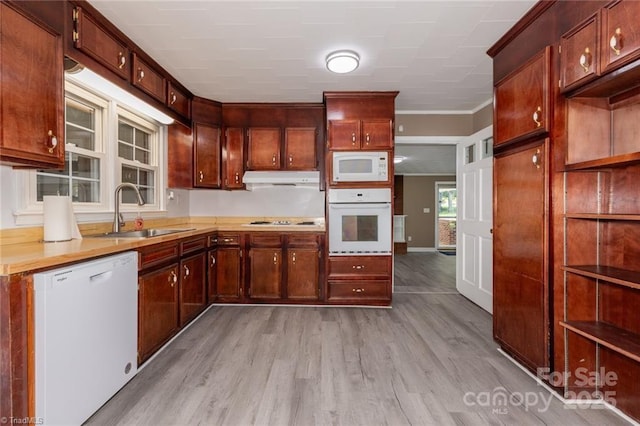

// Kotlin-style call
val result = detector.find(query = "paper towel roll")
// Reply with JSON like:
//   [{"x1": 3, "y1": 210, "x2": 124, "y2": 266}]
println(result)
[{"x1": 43, "y1": 195, "x2": 72, "y2": 242}]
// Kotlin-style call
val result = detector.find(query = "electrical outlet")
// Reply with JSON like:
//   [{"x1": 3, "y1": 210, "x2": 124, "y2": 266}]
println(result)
[
  {"x1": 423, "y1": 207, "x2": 430, "y2": 213},
  {"x1": 407, "y1": 236, "x2": 412, "y2": 242}
]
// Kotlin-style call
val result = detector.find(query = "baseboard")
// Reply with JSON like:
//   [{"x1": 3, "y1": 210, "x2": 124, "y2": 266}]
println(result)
[{"x1": 407, "y1": 247, "x2": 437, "y2": 252}]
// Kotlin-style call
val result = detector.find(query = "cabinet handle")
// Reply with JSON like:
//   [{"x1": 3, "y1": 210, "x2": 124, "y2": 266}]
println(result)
[
  {"x1": 289, "y1": 156, "x2": 293, "y2": 165},
  {"x1": 532, "y1": 148, "x2": 542, "y2": 169},
  {"x1": 118, "y1": 52, "x2": 126, "y2": 69},
  {"x1": 292, "y1": 252, "x2": 296, "y2": 263},
  {"x1": 532, "y1": 106, "x2": 542, "y2": 128},
  {"x1": 223, "y1": 238, "x2": 232, "y2": 243},
  {"x1": 183, "y1": 265, "x2": 190, "y2": 277},
  {"x1": 170, "y1": 92, "x2": 177, "y2": 105},
  {"x1": 273, "y1": 253, "x2": 278, "y2": 264},
  {"x1": 272, "y1": 154, "x2": 277, "y2": 165},
  {"x1": 609, "y1": 28, "x2": 622, "y2": 56},
  {"x1": 169, "y1": 270, "x2": 177, "y2": 286},
  {"x1": 579, "y1": 47, "x2": 591, "y2": 73},
  {"x1": 351, "y1": 133, "x2": 356, "y2": 144},
  {"x1": 137, "y1": 68, "x2": 145, "y2": 82},
  {"x1": 46, "y1": 130, "x2": 58, "y2": 153},
  {"x1": 235, "y1": 172, "x2": 240, "y2": 183},
  {"x1": 199, "y1": 170, "x2": 204, "y2": 182},
  {"x1": 352, "y1": 265, "x2": 365, "y2": 270},
  {"x1": 352, "y1": 288, "x2": 365, "y2": 293},
  {"x1": 210, "y1": 254, "x2": 216, "y2": 267},
  {"x1": 365, "y1": 133, "x2": 370, "y2": 144}
]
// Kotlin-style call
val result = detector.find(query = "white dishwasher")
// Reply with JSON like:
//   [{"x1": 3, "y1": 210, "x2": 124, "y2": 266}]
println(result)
[{"x1": 35, "y1": 251, "x2": 138, "y2": 426}]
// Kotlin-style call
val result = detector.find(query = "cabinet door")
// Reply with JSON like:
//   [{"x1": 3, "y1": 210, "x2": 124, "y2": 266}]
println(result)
[
  {"x1": 194, "y1": 123, "x2": 221, "y2": 188},
  {"x1": 601, "y1": 0, "x2": 640, "y2": 74},
  {"x1": 179, "y1": 253, "x2": 207, "y2": 326},
  {"x1": 493, "y1": 140, "x2": 549, "y2": 371},
  {"x1": 328, "y1": 120, "x2": 360, "y2": 150},
  {"x1": 73, "y1": 6, "x2": 129, "y2": 80},
  {"x1": 167, "y1": 81, "x2": 191, "y2": 119},
  {"x1": 1, "y1": 3, "x2": 64, "y2": 168},
  {"x1": 167, "y1": 122, "x2": 193, "y2": 188},
  {"x1": 224, "y1": 128, "x2": 245, "y2": 189},
  {"x1": 284, "y1": 127, "x2": 317, "y2": 170},
  {"x1": 131, "y1": 53, "x2": 166, "y2": 102},
  {"x1": 207, "y1": 248, "x2": 217, "y2": 303},
  {"x1": 560, "y1": 14, "x2": 599, "y2": 92},
  {"x1": 494, "y1": 47, "x2": 551, "y2": 146},
  {"x1": 249, "y1": 248, "x2": 282, "y2": 299},
  {"x1": 287, "y1": 248, "x2": 319, "y2": 299},
  {"x1": 247, "y1": 128, "x2": 281, "y2": 170},
  {"x1": 361, "y1": 119, "x2": 393, "y2": 149},
  {"x1": 217, "y1": 247, "x2": 243, "y2": 300},
  {"x1": 138, "y1": 263, "x2": 179, "y2": 363}
]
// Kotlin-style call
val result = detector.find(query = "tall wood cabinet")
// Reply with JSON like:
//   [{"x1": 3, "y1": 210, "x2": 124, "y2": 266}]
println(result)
[
  {"x1": 0, "y1": 2, "x2": 65, "y2": 168},
  {"x1": 491, "y1": 0, "x2": 640, "y2": 422}
]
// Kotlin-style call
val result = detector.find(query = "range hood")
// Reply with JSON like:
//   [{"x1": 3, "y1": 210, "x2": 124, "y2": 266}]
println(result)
[{"x1": 242, "y1": 171, "x2": 320, "y2": 190}]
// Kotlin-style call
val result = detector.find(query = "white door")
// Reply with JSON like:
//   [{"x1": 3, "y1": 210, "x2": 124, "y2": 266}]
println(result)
[{"x1": 456, "y1": 126, "x2": 493, "y2": 313}]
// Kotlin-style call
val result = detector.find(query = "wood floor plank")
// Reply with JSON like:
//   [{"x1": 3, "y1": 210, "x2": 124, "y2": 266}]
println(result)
[{"x1": 86, "y1": 254, "x2": 629, "y2": 425}]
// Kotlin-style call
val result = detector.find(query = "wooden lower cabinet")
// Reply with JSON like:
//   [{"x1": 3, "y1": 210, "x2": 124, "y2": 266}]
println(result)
[
  {"x1": 248, "y1": 247, "x2": 283, "y2": 299},
  {"x1": 216, "y1": 246, "x2": 243, "y2": 301},
  {"x1": 493, "y1": 139, "x2": 549, "y2": 371},
  {"x1": 327, "y1": 255, "x2": 392, "y2": 305},
  {"x1": 287, "y1": 247, "x2": 320, "y2": 299},
  {"x1": 179, "y1": 252, "x2": 207, "y2": 326},
  {"x1": 138, "y1": 263, "x2": 179, "y2": 363},
  {"x1": 207, "y1": 248, "x2": 217, "y2": 302}
]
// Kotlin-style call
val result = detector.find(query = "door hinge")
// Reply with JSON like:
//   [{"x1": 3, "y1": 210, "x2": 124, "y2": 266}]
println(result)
[
  {"x1": 73, "y1": 31, "x2": 79, "y2": 43},
  {"x1": 72, "y1": 8, "x2": 79, "y2": 22}
]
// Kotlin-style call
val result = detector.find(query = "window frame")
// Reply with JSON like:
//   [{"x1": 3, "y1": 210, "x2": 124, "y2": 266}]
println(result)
[{"x1": 14, "y1": 78, "x2": 168, "y2": 226}]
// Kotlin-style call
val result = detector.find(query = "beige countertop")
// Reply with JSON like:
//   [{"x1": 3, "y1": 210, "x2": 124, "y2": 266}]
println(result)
[{"x1": 0, "y1": 217, "x2": 325, "y2": 276}]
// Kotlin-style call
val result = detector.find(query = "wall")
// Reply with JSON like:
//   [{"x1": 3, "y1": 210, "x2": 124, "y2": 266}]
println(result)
[
  {"x1": 403, "y1": 175, "x2": 455, "y2": 250},
  {"x1": 394, "y1": 104, "x2": 493, "y2": 137},
  {"x1": 472, "y1": 103, "x2": 493, "y2": 133}
]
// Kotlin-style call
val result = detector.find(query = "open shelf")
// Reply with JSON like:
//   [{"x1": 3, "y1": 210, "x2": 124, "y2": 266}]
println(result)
[
  {"x1": 563, "y1": 265, "x2": 640, "y2": 290},
  {"x1": 565, "y1": 213, "x2": 640, "y2": 221},
  {"x1": 565, "y1": 152, "x2": 640, "y2": 171},
  {"x1": 560, "y1": 321, "x2": 640, "y2": 364}
]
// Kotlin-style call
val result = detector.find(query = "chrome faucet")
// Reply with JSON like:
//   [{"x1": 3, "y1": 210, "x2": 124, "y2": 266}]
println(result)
[{"x1": 113, "y1": 183, "x2": 145, "y2": 232}]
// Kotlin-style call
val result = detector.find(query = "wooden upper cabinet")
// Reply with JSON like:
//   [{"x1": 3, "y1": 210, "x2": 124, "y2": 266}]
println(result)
[
  {"x1": 247, "y1": 128, "x2": 281, "y2": 170},
  {"x1": 131, "y1": 53, "x2": 166, "y2": 102},
  {"x1": 284, "y1": 127, "x2": 317, "y2": 170},
  {"x1": 193, "y1": 123, "x2": 221, "y2": 188},
  {"x1": 1, "y1": 3, "x2": 65, "y2": 168},
  {"x1": 601, "y1": 0, "x2": 640, "y2": 74},
  {"x1": 167, "y1": 81, "x2": 191, "y2": 119},
  {"x1": 223, "y1": 127, "x2": 245, "y2": 189},
  {"x1": 560, "y1": 13, "x2": 600, "y2": 93},
  {"x1": 72, "y1": 6, "x2": 129, "y2": 80},
  {"x1": 494, "y1": 46, "x2": 551, "y2": 147},
  {"x1": 328, "y1": 119, "x2": 393, "y2": 150}
]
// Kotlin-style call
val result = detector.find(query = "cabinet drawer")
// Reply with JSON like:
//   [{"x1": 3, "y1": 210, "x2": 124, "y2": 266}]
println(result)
[
  {"x1": 328, "y1": 256, "x2": 392, "y2": 277},
  {"x1": 73, "y1": 6, "x2": 129, "y2": 80},
  {"x1": 287, "y1": 234, "x2": 321, "y2": 247},
  {"x1": 327, "y1": 280, "x2": 391, "y2": 301},
  {"x1": 137, "y1": 241, "x2": 179, "y2": 270},
  {"x1": 207, "y1": 233, "x2": 218, "y2": 247},
  {"x1": 167, "y1": 81, "x2": 191, "y2": 119},
  {"x1": 132, "y1": 53, "x2": 166, "y2": 102},
  {"x1": 216, "y1": 233, "x2": 240, "y2": 246},
  {"x1": 180, "y1": 236, "x2": 207, "y2": 255},
  {"x1": 249, "y1": 233, "x2": 283, "y2": 247}
]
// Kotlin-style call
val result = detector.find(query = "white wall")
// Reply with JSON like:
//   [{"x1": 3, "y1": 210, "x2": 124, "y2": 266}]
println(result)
[
  {"x1": 0, "y1": 165, "x2": 20, "y2": 229},
  {"x1": 188, "y1": 187, "x2": 325, "y2": 217}
]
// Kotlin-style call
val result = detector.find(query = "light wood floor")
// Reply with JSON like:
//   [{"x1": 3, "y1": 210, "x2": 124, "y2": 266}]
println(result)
[{"x1": 87, "y1": 254, "x2": 628, "y2": 425}]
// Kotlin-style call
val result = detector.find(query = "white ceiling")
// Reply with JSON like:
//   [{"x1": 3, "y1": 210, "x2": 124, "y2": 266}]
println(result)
[{"x1": 88, "y1": 0, "x2": 535, "y2": 174}]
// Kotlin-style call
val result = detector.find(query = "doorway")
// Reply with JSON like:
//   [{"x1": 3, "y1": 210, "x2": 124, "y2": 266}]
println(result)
[{"x1": 435, "y1": 182, "x2": 457, "y2": 251}]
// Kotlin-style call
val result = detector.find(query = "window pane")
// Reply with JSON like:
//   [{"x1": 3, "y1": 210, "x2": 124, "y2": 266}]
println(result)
[
  {"x1": 134, "y1": 148, "x2": 149, "y2": 164},
  {"x1": 119, "y1": 142, "x2": 134, "y2": 161},
  {"x1": 71, "y1": 181, "x2": 100, "y2": 203},
  {"x1": 37, "y1": 175, "x2": 69, "y2": 201},
  {"x1": 135, "y1": 128, "x2": 149, "y2": 149},
  {"x1": 66, "y1": 124, "x2": 95, "y2": 151},
  {"x1": 66, "y1": 102, "x2": 94, "y2": 130},
  {"x1": 119, "y1": 121, "x2": 134, "y2": 144},
  {"x1": 71, "y1": 153, "x2": 100, "y2": 179},
  {"x1": 138, "y1": 169, "x2": 153, "y2": 186},
  {"x1": 122, "y1": 166, "x2": 137, "y2": 184}
]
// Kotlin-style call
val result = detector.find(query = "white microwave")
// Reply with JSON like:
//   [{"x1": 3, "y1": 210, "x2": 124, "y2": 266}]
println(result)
[{"x1": 331, "y1": 151, "x2": 389, "y2": 183}]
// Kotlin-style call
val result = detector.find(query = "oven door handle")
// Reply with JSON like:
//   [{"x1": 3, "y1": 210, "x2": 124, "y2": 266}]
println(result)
[{"x1": 329, "y1": 204, "x2": 391, "y2": 210}]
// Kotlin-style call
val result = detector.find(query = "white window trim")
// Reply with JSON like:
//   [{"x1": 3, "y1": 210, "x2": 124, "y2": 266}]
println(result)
[{"x1": 13, "y1": 78, "x2": 168, "y2": 226}]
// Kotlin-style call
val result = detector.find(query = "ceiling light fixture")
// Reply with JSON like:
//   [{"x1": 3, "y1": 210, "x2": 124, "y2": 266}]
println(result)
[{"x1": 326, "y1": 50, "x2": 360, "y2": 74}]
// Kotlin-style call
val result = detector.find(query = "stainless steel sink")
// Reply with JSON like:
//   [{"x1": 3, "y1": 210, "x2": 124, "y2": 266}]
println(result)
[{"x1": 90, "y1": 228, "x2": 194, "y2": 238}]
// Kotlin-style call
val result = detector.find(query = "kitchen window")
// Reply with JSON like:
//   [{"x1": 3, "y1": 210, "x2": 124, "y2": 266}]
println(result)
[{"x1": 15, "y1": 78, "x2": 166, "y2": 225}]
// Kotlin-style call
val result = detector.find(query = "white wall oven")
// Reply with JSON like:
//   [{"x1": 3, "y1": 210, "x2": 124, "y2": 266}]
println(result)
[{"x1": 328, "y1": 188, "x2": 392, "y2": 255}]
